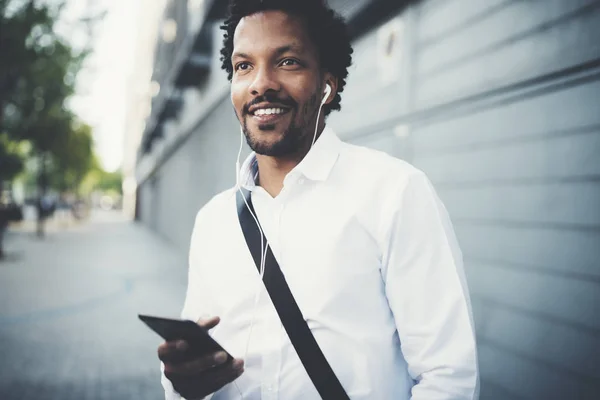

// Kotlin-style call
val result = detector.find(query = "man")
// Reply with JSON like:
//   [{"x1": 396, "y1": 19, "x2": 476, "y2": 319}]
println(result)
[{"x1": 158, "y1": 0, "x2": 479, "y2": 399}]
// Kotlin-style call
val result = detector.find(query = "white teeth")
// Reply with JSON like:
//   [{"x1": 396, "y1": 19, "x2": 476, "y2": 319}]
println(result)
[{"x1": 254, "y1": 108, "x2": 285, "y2": 116}]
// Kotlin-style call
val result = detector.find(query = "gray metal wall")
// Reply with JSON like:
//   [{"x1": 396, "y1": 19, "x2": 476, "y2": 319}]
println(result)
[
  {"x1": 138, "y1": 94, "x2": 242, "y2": 253},
  {"x1": 137, "y1": 0, "x2": 600, "y2": 398},
  {"x1": 409, "y1": 1, "x2": 600, "y2": 399}
]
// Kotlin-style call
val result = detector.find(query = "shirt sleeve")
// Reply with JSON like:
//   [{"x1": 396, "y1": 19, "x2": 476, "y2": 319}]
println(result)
[
  {"x1": 161, "y1": 208, "x2": 216, "y2": 400},
  {"x1": 381, "y1": 171, "x2": 480, "y2": 399}
]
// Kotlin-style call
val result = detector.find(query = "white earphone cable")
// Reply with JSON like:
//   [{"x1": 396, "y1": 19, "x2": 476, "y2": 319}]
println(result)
[
  {"x1": 233, "y1": 85, "x2": 329, "y2": 398},
  {"x1": 235, "y1": 127, "x2": 268, "y2": 367}
]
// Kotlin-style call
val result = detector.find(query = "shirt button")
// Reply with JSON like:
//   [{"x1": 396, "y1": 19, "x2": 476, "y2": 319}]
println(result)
[{"x1": 298, "y1": 177, "x2": 305, "y2": 185}]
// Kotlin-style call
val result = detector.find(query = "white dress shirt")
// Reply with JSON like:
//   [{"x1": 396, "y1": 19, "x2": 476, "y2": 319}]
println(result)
[{"x1": 162, "y1": 127, "x2": 479, "y2": 400}]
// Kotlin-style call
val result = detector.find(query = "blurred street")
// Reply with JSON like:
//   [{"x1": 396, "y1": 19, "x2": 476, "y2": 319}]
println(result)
[{"x1": 0, "y1": 212, "x2": 186, "y2": 400}]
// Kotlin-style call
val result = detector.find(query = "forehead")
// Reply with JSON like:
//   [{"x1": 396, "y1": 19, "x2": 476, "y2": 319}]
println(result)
[{"x1": 233, "y1": 10, "x2": 314, "y2": 55}]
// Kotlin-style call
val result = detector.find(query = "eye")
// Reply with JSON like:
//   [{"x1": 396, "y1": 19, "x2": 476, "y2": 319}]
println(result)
[
  {"x1": 235, "y1": 62, "x2": 251, "y2": 72},
  {"x1": 280, "y1": 58, "x2": 300, "y2": 67}
]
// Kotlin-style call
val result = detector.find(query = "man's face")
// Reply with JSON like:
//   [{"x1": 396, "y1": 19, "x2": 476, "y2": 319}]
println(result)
[{"x1": 230, "y1": 10, "x2": 326, "y2": 157}]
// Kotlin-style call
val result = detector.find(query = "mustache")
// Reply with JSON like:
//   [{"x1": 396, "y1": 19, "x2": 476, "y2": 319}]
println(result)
[{"x1": 243, "y1": 94, "x2": 297, "y2": 114}]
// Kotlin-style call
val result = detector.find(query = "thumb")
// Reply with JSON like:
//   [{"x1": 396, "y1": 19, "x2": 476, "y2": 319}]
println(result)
[{"x1": 197, "y1": 316, "x2": 220, "y2": 330}]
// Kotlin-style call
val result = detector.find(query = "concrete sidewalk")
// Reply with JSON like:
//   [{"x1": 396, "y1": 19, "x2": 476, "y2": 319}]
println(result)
[{"x1": 0, "y1": 211, "x2": 189, "y2": 400}]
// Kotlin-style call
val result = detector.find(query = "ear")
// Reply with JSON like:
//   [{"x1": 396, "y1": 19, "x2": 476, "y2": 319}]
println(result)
[{"x1": 322, "y1": 74, "x2": 338, "y2": 105}]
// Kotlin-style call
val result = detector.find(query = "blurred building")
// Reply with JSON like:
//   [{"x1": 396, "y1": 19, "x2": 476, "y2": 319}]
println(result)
[
  {"x1": 121, "y1": 0, "x2": 169, "y2": 219},
  {"x1": 127, "y1": 0, "x2": 600, "y2": 399}
]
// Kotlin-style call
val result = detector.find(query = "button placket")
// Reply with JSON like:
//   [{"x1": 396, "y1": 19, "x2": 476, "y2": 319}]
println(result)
[{"x1": 260, "y1": 310, "x2": 282, "y2": 399}]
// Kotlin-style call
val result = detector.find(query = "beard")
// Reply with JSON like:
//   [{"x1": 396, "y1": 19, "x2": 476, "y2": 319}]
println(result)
[{"x1": 240, "y1": 91, "x2": 320, "y2": 158}]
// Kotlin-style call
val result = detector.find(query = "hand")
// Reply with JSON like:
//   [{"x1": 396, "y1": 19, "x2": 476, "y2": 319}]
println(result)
[{"x1": 158, "y1": 316, "x2": 245, "y2": 399}]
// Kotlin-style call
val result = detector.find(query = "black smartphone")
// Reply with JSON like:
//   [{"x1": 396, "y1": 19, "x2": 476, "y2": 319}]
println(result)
[{"x1": 138, "y1": 314, "x2": 233, "y2": 362}]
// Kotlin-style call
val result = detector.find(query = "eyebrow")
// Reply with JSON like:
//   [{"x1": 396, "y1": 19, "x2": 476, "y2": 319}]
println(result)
[
  {"x1": 232, "y1": 44, "x2": 304, "y2": 60},
  {"x1": 274, "y1": 44, "x2": 304, "y2": 56}
]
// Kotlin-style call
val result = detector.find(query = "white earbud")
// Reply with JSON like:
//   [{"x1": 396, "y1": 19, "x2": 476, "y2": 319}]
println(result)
[
  {"x1": 322, "y1": 83, "x2": 331, "y2": 105},
  {"x1": 311, "y1": 83, "x2": 331, "y2": 147}
]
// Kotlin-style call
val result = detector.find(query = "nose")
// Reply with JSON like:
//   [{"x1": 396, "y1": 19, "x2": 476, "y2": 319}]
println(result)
[{"x1": 248, "y1": 66, "x2": 281, "y2": 97}]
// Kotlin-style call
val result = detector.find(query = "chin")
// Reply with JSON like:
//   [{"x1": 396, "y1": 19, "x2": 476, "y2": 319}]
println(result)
[
  {"x1": 251, "y1": 139, "x2": 284, "y2": 154},
  {"x1": 244, "y1": 120, "x2": 304, "y2": 157},
  {"x1": 249, "y1": 135, "x2": 296, "y2": 157},
  {"x1": 248, "y1": 124, "x2": 285, "y2": 141}
]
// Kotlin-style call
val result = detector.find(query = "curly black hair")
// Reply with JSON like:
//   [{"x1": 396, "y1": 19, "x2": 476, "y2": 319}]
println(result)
[{"x1": 219, "y1": 0, "x2": 353, "y2": 116}]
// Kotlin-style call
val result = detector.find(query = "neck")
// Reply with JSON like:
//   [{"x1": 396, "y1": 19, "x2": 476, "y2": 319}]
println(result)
[
  {"x1": 255, "y1": 155, "x2": 298, "y2": 197},
  {"x1": 255, "y1": 123, "x2": 325, "y2": 197}
]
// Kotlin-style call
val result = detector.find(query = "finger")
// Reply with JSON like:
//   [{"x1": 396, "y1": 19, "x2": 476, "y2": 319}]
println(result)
[
  {"x1": 157, "y1": 340, "x2": 189, "y2": 363},
  {"x1": 197, "y1": 316, "x2": 220, "y2": 330},
  {"x1": 202, "y1": 363, "x2": 244, "y2": 393},
  {"x1": 231, "y1": 358, "x2": 244, "y2": 370},
  {"x1": 173, "y1": 362, "x2": 244, "y2": 399},
  {"x1": 164, "y1": 351, "x2": 230, "y2": 376}
]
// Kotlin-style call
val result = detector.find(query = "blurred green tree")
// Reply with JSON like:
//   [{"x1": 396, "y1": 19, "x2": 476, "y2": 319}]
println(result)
[
  {"x1": 0, "y1": 134, "x2": 23, "y2": 183},
  {"x1": 0, "y1": 134, "x2": 24, "y2": 258},
  {"x1": 49, "y1": 121, "x2": 94, "y2": 193},
  {"x1": 0, "y1": 0, "x2": 57, "y2": 120},
  {"x1": 0, "y1": 0, "x2": 103, "y2": 245}
]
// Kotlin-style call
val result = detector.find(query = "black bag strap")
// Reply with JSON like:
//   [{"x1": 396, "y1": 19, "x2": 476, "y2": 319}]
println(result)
[{"x1": 236, "y1": 188, "x2": 350, "y2": 400}]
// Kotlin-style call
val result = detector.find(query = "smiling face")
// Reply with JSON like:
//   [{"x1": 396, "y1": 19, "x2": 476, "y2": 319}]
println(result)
[{"x1": 230, "y1": 10, "x2": 333, "y2": 157}]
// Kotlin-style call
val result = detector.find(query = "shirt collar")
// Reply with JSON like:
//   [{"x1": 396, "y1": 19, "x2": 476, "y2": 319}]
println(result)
[
  {"x1": 238, "y1": 126, "x2": 341, "y2": 190},
  {"x1": 239, "y1": 152, "x2": 259, "y2": 191}
]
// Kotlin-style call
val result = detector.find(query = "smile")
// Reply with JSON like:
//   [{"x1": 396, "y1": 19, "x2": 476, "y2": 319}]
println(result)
[
  {"x1": 250, "y1": 107, "x2": 290, "y2": 123},
  {"x1": 253, "y1": 107, "x2": 286, "y2": 116}
]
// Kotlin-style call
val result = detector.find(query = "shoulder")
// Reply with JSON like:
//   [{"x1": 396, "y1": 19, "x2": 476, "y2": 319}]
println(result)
[
  {"x1": 192, "y1": 187, "x2": 238, "y2": 233},
  {"x1": 337, "y1": 141, "x2": 428, "y2": 192}
]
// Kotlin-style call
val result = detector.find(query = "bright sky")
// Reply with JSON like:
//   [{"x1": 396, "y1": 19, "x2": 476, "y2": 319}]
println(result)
[{"x1": 60, "y1": 0, "x2": 141, "y2": 172}]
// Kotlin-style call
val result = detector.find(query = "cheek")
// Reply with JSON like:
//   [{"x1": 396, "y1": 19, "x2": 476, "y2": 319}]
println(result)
[
  {"x1": 299, "y1": 93, "x2": 319, "y2": 118},
  {"x1": 284, "y1": 78, "x2": 319, "y2": 110},
  {"x1": 230, "y1": 80, "x2": 247, "y2": 114}
]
